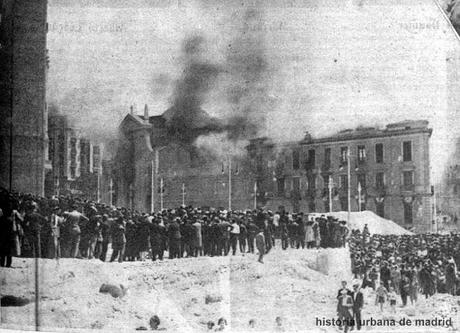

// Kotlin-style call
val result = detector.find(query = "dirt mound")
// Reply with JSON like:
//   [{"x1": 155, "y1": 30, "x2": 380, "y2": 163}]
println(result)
[{"x1": 327, "y1": 211, "x2": 413, "y2": 235}]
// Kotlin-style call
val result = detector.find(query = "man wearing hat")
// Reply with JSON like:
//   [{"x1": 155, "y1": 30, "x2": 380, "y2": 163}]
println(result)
[
  {"x1": 351, "y1": 281, "x2": 364, "y2": 331},
  {"x1": 48, "y1": 206, "x2": 64, "y2": 259}
]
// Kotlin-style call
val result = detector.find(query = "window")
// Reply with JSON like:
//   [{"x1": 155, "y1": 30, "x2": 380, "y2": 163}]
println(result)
[
  {"x1": 308, "y1": 174, "x2": 316, "y2": 191},
  {"x1": 340, "y1": 196, "x2": 348, "y2": 211},
  {"x1": 323, "y1": 174, "x2": 330, "y2": 189},
  {"x1": 403, "y1": 201, "x2": 413, "y2": 224},
  {"x1": 277, "y1": 178, "x2": 285, "y2": 196},
  {"x1": 357, "y1": 145, "x2": 366, "y2": 163},
  {"x1": 357, "y1": 174, "x2": 366, "y2": 190},
  {"x1": 402, "y1": 171, "x2": 414, "y2": 187},
  {"x1": 324, "y1": 148, "x2": 331, "y2": 169},
  {"x1": 292, "y1": 150, "x2": 300, "y2": 170},
  {"x1": 293, "y1": 177, "x2": 300, "y2": 196},
  {"x1": 339, "y1": 175, "x2": 348, "y2": 189},
  {"x1": 375, "y1": 143, "x2": 384, "y2": 164},
  {"x1": 308, "y1": 149, "x2": 316, "y2": 169},
  {"x1": 340, "y1": 147, "x2": 348, "y2": 164},
  {"x1": 403, "y1": 141, "x2": 412, "y2": 162},
  {"x1": 375, "y1": 172, "x2": 385, "y2": 189},
  {"x1": 256, "y1": 155, "x2": 263, "y2": 173},
  {"x1": 376, "y1": 201, "x2": 384, "y2": 218}
]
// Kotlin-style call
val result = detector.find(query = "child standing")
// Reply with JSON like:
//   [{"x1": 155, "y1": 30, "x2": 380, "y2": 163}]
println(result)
[
  {"x1": 388, "y1": 287, "x2": 397, "y2": 313},
  {"x1": 255, "y1": 229, "x2": 265, "y2": 264},
  {"x1": 375, "y1": 282, "x2": 388, "y2": 312}
]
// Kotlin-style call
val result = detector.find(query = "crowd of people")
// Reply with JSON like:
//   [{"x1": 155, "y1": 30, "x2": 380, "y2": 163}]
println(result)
[
  {"x1": 349, "y1": 227, "x2": 460, "y2": 307},
  {"x1": 0, "y1": 188, "x2": 350, "y2": 267}
]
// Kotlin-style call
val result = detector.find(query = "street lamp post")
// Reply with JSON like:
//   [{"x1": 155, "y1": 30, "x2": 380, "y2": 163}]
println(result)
[
  {"x1": 152, "y1": 146, "x2": 167, "y2": 212},
  {"x1": 228, "y1": 156, "x2": 232, "y2": 210},
  {"x1": 160, "y1": 177, "x2": 164, "y2": 211},
  {"x1": 182, "y1": 183, "x2": 186, "y2": 206},
  {"x1": 347, "y1": 148, "x2": 351, "y2": 223},
  {"x1": 357, "y1": 182, "x2": 362, "y2": 212},
  {"x1": 328, "y1": 178, "x2": 334, "y2": 213},
  {"x1": 253, "y1": 181, "x2": 257, "y2": 210}
]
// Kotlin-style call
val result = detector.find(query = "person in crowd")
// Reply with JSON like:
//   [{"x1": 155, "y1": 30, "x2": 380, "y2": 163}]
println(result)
[
  {"x1": 23, "y1": 202, "x2": 47, "y2": 258},
  {"x1": 168, "y1": 217, "x2": 181, "y2": 259},
  {"x1": 110, "y1": 215, "x2": 126, "y2": 263},
  {"x1": 337, "y1": 288, "x2": 354, "y2": 333},
  {"x1": 388, "y1": 286, "x2": 397, "y2": 313},
  {"x1": 238, "y1": 219, "x2": 247, "y2": 254},
  {"x1": 99, "y1": 214, "x2": 111, "y2": 261},
  {"x1": 47, "y1": 206, "x2": 63, "y2": 259},
  {"x1": 65, "y1": 204, "x2": 89, "y2": 258},
  {"x1": 192, "y1": 218, "x2": 203, "y2": 257},
  {"x1": 255, "y1": 228, "x2": 265, "y2": 264},
  {"x1": 229, "y1": 218, "x2": 240, "y2": 255},
  {"x1": 247, "y1": 218, "x2": 258, "y2": 254},
  {"x1": 375, "y1": 281, "x2": 388, "y2": 312},
  {"x1": 351, "y1": 282, "x2": 363, "y2": 331}
]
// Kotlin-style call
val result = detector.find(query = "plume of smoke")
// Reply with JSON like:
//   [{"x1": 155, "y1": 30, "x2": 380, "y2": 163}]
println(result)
[
  {"x1": 164, "y1": 35, "x2": 223, "y2": 144},
  {"x1": 190, "y1": 7, "x2": 276, "y2": 158}
]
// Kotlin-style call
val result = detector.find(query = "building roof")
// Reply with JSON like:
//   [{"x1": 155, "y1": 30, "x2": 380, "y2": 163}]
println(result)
[{"x1": 299, "y1": 120, "x2": 432, "y2": 145}]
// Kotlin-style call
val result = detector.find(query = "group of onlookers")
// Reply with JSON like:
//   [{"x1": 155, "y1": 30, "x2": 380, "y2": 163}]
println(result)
[
  {"x1": 0, "y1": 188, "x2": 350, "y2": 267},
  {"x1": 349, "y1": 228, "x2": 460, "y2": 305}
]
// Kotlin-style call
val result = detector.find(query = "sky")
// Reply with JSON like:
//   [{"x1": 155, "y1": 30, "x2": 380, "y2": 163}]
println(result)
[{"x1": 46, "y1": 0, "x2": 460, "y2": 183}]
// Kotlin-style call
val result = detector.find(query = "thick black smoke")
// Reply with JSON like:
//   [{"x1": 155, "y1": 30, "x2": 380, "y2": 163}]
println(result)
[
  {"x1": 164, "y1": 35, "x2": 223, "y2": 144},
  {"x1": 222, "y1": 7, "x2": 271, "y2": 142}
]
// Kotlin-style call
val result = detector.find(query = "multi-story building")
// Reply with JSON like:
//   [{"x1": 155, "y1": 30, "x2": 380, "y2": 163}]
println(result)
[
  {"x1": 114, "y1": 105, "x2": 433, "y2": 231},
  {"x1": 46, "y1": 111, "x2": 104, "y2": 200},
  {"x1": 439, "y1": 138, "x2": 460, "y2": 220},
  {"x1": 114, "y1": 105, "x2": 254, "y2": 212},
  {"x1": 249, "y1": 120, "x2": 433, "y2": 232},
  {"x1": 0, "y1": 0, "x2": 49, "y2": 195}
]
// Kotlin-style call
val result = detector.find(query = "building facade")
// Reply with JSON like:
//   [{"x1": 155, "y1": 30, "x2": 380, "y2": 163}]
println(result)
[
  {"x1": 249, "y1": 120, "x2": 433, "y2": 232},
  {"x1": 45, "y1": 112, "x2": 104, "y2": 200},
  {"x1": 0, "y1": 0, "x2": 49, "y2": 195},
  {"x1": 114, "y1": 106, "x2": 432, "y2": 231},
  {"x1": 439, "y1": 138, "x2": 460, "y2": 221},
  {"x1": 114, "y1": 105, "x2": 254, "y2": 213}
]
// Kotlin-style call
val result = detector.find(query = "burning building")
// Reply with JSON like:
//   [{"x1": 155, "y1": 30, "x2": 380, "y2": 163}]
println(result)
[{"x1": 113, "y1": 109, "x2": 433, "y2": 232}]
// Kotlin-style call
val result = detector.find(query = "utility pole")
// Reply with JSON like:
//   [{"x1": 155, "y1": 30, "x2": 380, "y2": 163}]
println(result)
[
  {"x1": 357, "y1": 182, "x2": 362, "y2": 212},
  {"x1": 160, "y1": 177, "x2": 164, "y2": 211},
  {"x1": 8, "y1": 2, "x2": 15, "y2": 192},
  {"x1": 109, "y1": 177, "x2": 113, "y2": 207},
  {"x1": 347, "y1": 148, "x2": 351, "y2": 223},
  {"x1": 150, "y1": 159, "x2": 154, "y2": 212},
  {"x1": 96, "y1": 169, "x2": 100, "y2": 203},
  {"x1": 182, "y1": 183, "x2": 186, "y2": 206},
  {"x1": 433, "y1": 184, "x2": 437, "y2": 233},
  {"x1": 253, "y1": 181, "x2": 257, "y2": 210},
  {"x1": 328, "y1": 178, "x2": 334, "y2": 213},
  {"x1": 228, "y1": 156, "x2": 232, "y2": 210}
]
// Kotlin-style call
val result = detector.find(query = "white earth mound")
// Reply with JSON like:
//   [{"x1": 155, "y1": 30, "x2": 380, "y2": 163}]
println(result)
[
  {"x1": 326, "y1": 210, "x2": 413, "y2": 235},
  {"x1": 2, "y1": 245, "x2": 456, "y2": 332}
]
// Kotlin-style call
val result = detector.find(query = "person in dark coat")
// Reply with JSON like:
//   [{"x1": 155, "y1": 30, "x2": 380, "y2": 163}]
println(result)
[
  {"x1": 23, "y1": 202, "x2": 47, "y2": 258},
  {"x1": 168, "y1": 218, "x2": 181, "y2": 259},
  {"x1": 351, "y1": 282, "x2": 364, "y2": 331},
  {"x1": 0, "y1": 207, "x2": 22, "y2": 267},
  {"x1": 238, "y1": 220, "x2": 247, "y2": 254},
  {"x1": 150, "y1": 218, "x2": 166, "y2": 261},
  {"x1": 247, "y1": 219, "x2": 258, "y2": 254},
  {"x1": 110, "y1": 216, "x2": 126, "y2": 263},
  {"x1": 380, "y1": 261, "x2": 391, "y2": 291}
]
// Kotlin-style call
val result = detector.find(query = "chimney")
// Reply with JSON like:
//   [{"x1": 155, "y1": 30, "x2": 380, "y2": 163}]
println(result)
[
  {"x1": 144, "y1": 104, "x2": 149, "y2": 120},
  {"x1": 130, "y1": 105, "x2": 134, "y2": 115}
]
